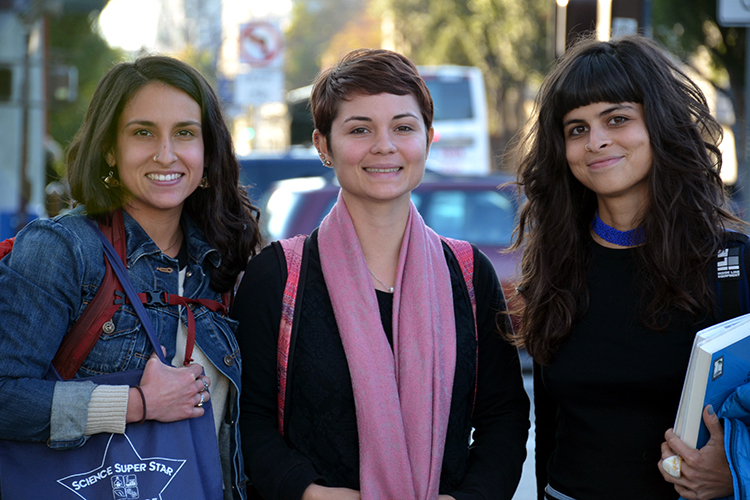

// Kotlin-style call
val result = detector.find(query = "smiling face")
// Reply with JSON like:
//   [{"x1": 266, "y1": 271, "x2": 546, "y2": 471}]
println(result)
[
  {"x1": 563, "y1": 101, "x2": 652, "y2": 212},
  {"x1": 107, "y1": 82, "x2": 204, "y2": 223},
  {"x1": 314, "y1": 92, "x2": 434, "y2": 212}
]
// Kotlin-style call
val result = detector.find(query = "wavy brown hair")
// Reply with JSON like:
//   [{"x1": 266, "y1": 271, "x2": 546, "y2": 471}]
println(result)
[
  {"x1": 66, "y1": 55, "x2": 261, "y2": 293},
  {"x1": 510, "y1": 35, "x2": 743, "y2": 365}
]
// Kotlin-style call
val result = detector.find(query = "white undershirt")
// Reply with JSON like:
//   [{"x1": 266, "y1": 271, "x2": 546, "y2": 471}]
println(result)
[{"x1": 172, "y1": 267, "x2": 230, "y2": 440}]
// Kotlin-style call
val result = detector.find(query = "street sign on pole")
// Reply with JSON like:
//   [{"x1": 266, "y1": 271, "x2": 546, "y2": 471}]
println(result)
[
  {"x1": 239, "y1": 21, "x2": 284, "y2": 68},
  {"x1": 235, "y1": 68, "x2": 284, "y2": 105}
]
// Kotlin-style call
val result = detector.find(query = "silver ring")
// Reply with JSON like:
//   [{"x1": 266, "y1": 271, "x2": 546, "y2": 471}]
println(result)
[
  {"x1": 585, "y1": 144, "x2": 592, "y2": 152},
  {"x1": 153, "y1": 154, "x2": 160, "y2": 161},
  {"x1": 200, "y1": 378, "x2": 209, "y2": 393},
  {"x1": 197, "y1": 392, "x2": 205, "y2": 408}
]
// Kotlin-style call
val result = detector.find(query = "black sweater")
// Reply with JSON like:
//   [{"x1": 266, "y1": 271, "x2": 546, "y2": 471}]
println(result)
[
  {"x1": 233, "y1": 231, "x2": 530, "y2": 500},
  {"x1": 534, "y1": 240, "x2": 739, "y2": 500}
]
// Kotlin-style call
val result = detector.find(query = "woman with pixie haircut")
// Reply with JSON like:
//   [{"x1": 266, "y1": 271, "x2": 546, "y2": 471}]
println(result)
[
  {"x1": 234, "y1": 48, "x2": 530, "y2": 500},
  {"x1": 511, "y1": 34, "x2": 747, "y2": 500}
]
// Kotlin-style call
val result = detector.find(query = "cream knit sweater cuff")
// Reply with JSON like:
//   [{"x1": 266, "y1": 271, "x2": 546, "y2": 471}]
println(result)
[{"x1": 84, "y1": 385, "x2": 129, "y2": 435}]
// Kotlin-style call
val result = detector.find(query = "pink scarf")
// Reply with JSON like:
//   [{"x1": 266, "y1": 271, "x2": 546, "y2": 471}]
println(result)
[{"x1": 318, "y1": 192, "x2": 456, "y2": 500}]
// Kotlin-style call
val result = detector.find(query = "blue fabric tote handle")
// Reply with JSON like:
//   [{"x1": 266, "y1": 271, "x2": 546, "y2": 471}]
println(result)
[{"x1": 87, "y1": 218, "x2": 168, "y2": 365}]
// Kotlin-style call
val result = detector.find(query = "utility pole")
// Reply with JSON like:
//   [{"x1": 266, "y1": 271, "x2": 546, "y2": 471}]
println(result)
[
  {"x1": 717, "y1": 1, "x2": 750, "y2": 220},
  {"x1": 17, "y1": 24, "x2": 32, "y2": 234},
  {"x1": 555, "y1": 0, "x2": 645, "y2": 56}
]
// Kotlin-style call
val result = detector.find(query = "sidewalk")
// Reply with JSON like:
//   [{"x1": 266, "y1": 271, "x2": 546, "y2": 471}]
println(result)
[{"x1": 512, "y1": 371, "x2": 535, "y2": 500}]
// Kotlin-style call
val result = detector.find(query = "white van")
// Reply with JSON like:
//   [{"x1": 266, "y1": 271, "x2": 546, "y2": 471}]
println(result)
[{"x1": 418, "y1": 65, "x2": 491, "y2": 175}]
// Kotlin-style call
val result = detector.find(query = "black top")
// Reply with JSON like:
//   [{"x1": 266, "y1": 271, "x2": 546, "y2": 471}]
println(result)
[
  {"x1": 233, "y1": 231, "x2": 530, "y2": 500},
  {"x1": 534, "y1": 240, "x2": 727, "y2": 500}
]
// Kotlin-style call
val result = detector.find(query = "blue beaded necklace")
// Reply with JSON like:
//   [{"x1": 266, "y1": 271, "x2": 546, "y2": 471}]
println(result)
[{"x1": 591, "y1": 211, "x2": 645, "y2": 247}]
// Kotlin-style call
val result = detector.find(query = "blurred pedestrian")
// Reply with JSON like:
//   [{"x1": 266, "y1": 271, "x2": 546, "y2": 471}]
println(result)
[{"x1": 510, "y1": 34, "x2": 746, "y2": 500}]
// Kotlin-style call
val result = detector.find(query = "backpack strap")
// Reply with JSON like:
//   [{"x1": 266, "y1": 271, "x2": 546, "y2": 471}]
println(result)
[
  {"x1": 47, "y1": 210, "x2": 230, "y2": 379},
  {"x1": 0, "y1": 237, "x2": 14, "y2": 260},
  {"x1": 277, "y1": 234, "x2": 308, "y2": 435},
  {"x1": 714, "y1": 232, "x2": 750, "y2": 322},
  {"x1": 127, "y1": 292, "x2": 227, "y2": 366},
  {"x1": 439, "y1": 236, "x2": 478, "y2": 416},
  {"x1": 52, "y1": 211, "x2": 127, "y2": 380}
]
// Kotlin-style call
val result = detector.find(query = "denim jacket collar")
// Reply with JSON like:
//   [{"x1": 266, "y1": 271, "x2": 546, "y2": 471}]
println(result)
[{"x1": 119, "y1": 210, "x2": 221, "y2": 269}]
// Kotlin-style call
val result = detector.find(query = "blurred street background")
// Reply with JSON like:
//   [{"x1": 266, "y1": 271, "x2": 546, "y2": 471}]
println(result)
[{"x1": 1, "y1": 0, "x2": 747, "y2": 240}]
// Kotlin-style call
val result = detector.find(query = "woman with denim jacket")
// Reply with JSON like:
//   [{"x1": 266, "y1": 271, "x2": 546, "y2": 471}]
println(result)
[{"x1": 0, "y1": 56, "x2": 260, "y2": 499}]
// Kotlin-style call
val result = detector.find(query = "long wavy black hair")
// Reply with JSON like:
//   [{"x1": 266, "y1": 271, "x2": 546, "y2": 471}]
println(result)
[
  {"x1": 67, "y1": 55, "x2": 261, "y2": 293},
  {"x1": 510, "y1": 35, "x2": 743, "y2": 364}
]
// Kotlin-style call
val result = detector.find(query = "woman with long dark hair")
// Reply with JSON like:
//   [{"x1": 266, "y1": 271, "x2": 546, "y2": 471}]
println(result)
[
  {"x1": 0, "y1": 55, "x2": 261, "y2": 498},
  {"x1": 511, "y1": 35, "x2": 745, "y2": 500}
]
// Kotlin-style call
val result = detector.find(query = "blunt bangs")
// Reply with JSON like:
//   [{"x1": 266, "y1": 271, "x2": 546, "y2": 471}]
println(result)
[{"x1": 552, "y1": 49, "x2": 642, "y2": 124}]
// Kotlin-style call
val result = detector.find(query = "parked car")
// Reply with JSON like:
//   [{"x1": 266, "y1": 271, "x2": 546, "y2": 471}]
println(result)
[
  {"x1": 237, "y1": 150, "x2": 334, "y2": 203},
  {"x1": 261, "y1": 171, "x2": 529, "y2": 369}
]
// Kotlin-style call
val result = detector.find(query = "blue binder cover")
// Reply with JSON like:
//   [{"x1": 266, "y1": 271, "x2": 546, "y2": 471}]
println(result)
[{"x1": 675, "y1": 313, "x2": 750, "y2": 448}]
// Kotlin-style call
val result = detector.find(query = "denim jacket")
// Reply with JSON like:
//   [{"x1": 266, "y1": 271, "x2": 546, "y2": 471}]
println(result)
[
  {"x1": 717, "y1": 383, "x2": 750, "y2": 500},
  {"x1": 0, "y1": 206, "x2": 247, "y2": 499}
]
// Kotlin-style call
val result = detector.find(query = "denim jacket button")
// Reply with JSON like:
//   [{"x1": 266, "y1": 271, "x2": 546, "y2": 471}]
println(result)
[
  {"x1": 223, "y1": 355, "x2": 234, "y2": 367},
  {"x1": 186, "y1": 271, "x2": 193, "y2": 277},
  {"x1": 102, "y1": 320, "x2": 115, "y2": 334}
]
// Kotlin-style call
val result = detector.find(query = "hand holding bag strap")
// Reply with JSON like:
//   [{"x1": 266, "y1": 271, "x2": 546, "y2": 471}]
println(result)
[
  {"x1": 52, "y1": 211, "x2": 127, "y2": 379},
  {"x1": 86, "y1": 217, "x2": 168, "y2": 364}
]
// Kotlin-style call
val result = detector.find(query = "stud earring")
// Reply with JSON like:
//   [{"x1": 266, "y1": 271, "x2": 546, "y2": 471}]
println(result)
[
  {"x1": 317, "y1": 150, "x2": 332, "y2": 167},
  {"x1": 102, "y1": 170, "x2": 120, "y2": 188},
  {"x1": 199, "y1": 176, "x2": 209, "y2": 189}
]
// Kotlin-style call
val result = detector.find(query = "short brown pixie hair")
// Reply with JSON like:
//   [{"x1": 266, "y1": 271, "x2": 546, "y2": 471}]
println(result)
[{"x1": 310, "y1": 49, "x2": 434, "y2": 144}]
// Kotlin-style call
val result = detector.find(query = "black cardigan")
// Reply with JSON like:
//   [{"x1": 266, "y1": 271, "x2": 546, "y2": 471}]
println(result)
[{"x1": 233, "y1": 231, "x2": 530, "y2": 500}]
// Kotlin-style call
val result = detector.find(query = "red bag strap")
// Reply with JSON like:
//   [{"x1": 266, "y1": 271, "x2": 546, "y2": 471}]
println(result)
[
  {"x1": 277, "y1": 235, "x2": 307, "y2": 435},
  {"x1": 439, "y1": 236, "x2": 478, "y2": 416},
  {"x1": 131, "y1": 292, "x2": 226, "y2": 366},
  {"x1": 52, "y1": 211, "x2": 126, "y2": 380},
  {"x1": 0, "y1": 237, "x2": 15, "y2": 260}
]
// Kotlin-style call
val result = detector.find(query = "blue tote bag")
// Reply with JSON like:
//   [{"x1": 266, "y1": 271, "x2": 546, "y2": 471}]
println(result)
[{"x1": 0, "y1": 222, "x2": 223, "y2": 499}]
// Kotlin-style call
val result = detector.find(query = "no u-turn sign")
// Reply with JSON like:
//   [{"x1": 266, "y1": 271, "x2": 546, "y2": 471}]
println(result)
[{"x1": 239, "y1": 21, "x2": 284, "y2": 68}]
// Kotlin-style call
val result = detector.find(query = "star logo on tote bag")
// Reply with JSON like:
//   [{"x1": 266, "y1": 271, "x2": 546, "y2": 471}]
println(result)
[{"x1": 56, "y1": 433, "x2": 186, "y2": 499}]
